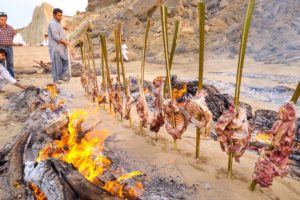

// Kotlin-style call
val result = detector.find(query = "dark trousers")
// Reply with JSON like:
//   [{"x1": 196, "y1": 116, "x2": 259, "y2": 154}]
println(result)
[{"x1": 0, "y1": 47, "x2": 14, "y2": 77}]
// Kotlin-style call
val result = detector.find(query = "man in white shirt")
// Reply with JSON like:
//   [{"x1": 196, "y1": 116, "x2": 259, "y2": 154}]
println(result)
[
  {"x1": 121, "y1": 39, "x2": 129, "y2": 62},
  {"x1": 41, "y1": 34, "x2": 49, "y2": 46},
  {"x1": 0, "y1": 48, "x2": 27, "y2": 91}
]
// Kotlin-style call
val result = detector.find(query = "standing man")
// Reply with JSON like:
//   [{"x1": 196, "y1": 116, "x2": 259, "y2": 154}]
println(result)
[
  {"x1": 0, "y1": 12, "x2": 15, "y2": 78},
  {"x1": 48, "y1": 8, "x2": 70, "y2": 84}
]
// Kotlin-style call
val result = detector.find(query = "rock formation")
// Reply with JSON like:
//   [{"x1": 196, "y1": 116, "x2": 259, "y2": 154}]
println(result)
[{"x1": 20, "y1": 2, "x2": 53, "y2": 45}]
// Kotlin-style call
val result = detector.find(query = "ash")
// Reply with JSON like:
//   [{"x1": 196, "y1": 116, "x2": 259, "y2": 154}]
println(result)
[{"x1": 104, "y1": 136, "x2": 199, "y2": 200}]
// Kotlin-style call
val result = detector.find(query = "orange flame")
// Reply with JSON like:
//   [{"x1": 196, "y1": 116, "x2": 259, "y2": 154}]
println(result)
[
  {"x1": 172, "y1": 84, "x2": 187, "y2": 100},
  {"x1": 37, "y1": 110, "x2": 143, "y2": 199},
  {"x1": 144, "y1": 88, "x2": 150, "y2": 94},
  {"x1": 255, "y1": 132, "x2": 272, "y2": 145},
  {"x1": 46, "y1": 84, "x2": 59, "y2": 100},
  {"x1": 29, "y1": 182, "x2": 47, "y2": 200}
]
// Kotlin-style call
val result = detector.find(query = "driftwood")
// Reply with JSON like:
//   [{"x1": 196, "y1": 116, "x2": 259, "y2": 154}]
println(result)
[
  {"x1": 33, "y1": 60, "x2": 52, "y2": 73},
  {"x1": 15, "y1": 69, "x2": 38, "y2": 75}
]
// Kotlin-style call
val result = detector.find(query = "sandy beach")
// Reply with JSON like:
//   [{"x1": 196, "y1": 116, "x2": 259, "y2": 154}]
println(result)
[{"x1": 0, "y1": 46, "x2": 299, "y2": 199}]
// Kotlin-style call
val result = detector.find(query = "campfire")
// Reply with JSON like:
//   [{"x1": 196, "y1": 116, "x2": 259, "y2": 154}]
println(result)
[{"x1": 37, "y1": 109, "x2": 144, "y2": 199}]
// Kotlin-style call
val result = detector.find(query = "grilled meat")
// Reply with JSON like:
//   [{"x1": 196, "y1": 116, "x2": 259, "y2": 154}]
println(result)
[
  {"x1": 252, "y1": 102, "x2": 296, "y2": 187},
  {"x1": 214, "y1": 106, "x2": 251, "y2": 162}
]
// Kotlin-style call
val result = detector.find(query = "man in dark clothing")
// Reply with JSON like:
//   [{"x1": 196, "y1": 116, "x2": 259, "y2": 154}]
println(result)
[{"x1": 0, "y1": 12, "x2": 15, "y2": 77}]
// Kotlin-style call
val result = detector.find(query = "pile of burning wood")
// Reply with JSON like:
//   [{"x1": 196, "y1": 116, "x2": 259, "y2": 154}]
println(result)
[{"x1": 0, "y1": 85, "x2": 148, "y2": 200}]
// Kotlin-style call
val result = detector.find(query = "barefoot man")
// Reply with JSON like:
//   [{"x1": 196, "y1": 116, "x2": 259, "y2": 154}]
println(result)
[
  {"x1": 48, "y1": 8, "x2": 70, "y2": 84},
  {"x1": 0, "y1": 49, "x2": 27, "y2": 91}
]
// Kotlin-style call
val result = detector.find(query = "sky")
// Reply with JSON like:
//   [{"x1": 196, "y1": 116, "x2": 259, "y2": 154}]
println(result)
[{"x1": 0, "y1": 0, "x2": 88, "y2": 28}]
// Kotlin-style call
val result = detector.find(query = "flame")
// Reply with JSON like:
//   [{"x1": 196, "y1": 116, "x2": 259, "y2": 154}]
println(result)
[
  {"x1": 29, "y1": 182, "x2": 47, "y2": 200},
  {"x1": 144, "y1": 88, "x2": 150, "y2": 94},
  {"x1": 255, "y1": 132, "x2": 272, "y2": 145},
  {"x1": 37, "y1": 109, "x2": 143, "y2": 199},
  {"x1": 172, "y1": 84, "x2": 187, "y2": 100},
  {"x1": 46, "y1": 84, "x2": 59, "y2": 100}
]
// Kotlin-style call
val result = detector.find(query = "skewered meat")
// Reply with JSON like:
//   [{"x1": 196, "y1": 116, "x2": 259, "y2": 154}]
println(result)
[
  {"x1": 136, "y1": 83, "x2": 149, "y2": 128},
  {"x1": 81, "y1": 72, "x2": 88, "y2": 91},
  {"x1": 184, "y1": 91, "x2": 213, "y2": 137},
  {"x1": 162, "y1": 99, "x2": 188, "y2": 140},
  {"x1": 110, "y1": 79, "x2": 123, "y2": 117},
  {"x1": 124, "y1": 80, "x2": 135, "y2": 120},
  {"x1": 214, "y1": 106, "x2": 251, "y2": 162},
  {"x1": 96, "y1": 89, "x2": 107, "y2": 105},
  {"x1": 150, "y1": 77, "x2": 165, "y2": 132},
  {"x1": 252, "y1": 102, "x2": 296, "y2": 187}
]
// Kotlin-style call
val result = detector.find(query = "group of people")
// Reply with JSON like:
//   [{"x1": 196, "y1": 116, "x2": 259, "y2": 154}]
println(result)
[
  {"x1": 0, "y1": 8, "x2": 71, "y2": 91},
  {"x1": 0, "y1": 7, "x2": 131, "y2": 91}
]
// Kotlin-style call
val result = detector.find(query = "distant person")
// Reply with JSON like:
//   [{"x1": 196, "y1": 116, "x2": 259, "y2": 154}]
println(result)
[
  {"x1": 121, "y1": 39, "x2": 129, "y2": 62},
  {"x1": 0, "y1": 12, "x2": 16, "y2": 77},
  {"x1": 41, "y1": 34, "x2": 49, "y2": 46},
  {"x1": 48, "y1": 8, "x2": 69, "y2": 84},
  {"x1": 13, "y1": 33, "x2": 26, "y2": 46},
  {"x1": 0, "y1": 49, "x2": 27, "y2": 91}
]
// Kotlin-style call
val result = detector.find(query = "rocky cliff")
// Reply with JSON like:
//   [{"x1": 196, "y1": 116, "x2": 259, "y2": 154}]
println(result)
[{"x1": 69, "y1": 0, "x2": 300, "y2": 64}]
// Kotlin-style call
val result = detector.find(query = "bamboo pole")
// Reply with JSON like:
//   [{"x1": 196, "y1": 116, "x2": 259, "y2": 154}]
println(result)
[
  {"x1": 229, "y1": 0, "x2": 255, "y2": 179},
  {"x1": 117, "y1": 24, "x2": 133, "y2": 127},
  {"x1": 114, "y1": 29, "x2": 121, "y2": 84},
  {"x1": 141, "y1": 18, "x2": 151, "y2": 88},
  {"x1": 161, "y1": 5, "x2": 177, "y2": 149},
  {"x1": 79, "y1": 41, "x2": 84, "y2": 63},
  {"x1": 86, "y1": 32, "x2": 99, "y2": 93},
  {"x1": 291, "y1": 81, "x2": 300, "y2": 104},
  {"x1": 195, "y1": 1, "x2": 205, "y2": 159},
  {"x1": 100, "y1": 34, "x2": 112, "y2": 112},
  {"x1": 101, "y1": 46, "x2": 106, "y2": 90},
  {"x1": 163, "y1": 20, "x2": 180, "y2": 96}
]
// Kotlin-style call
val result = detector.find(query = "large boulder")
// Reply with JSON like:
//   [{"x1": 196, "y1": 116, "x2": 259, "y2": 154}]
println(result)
[{"x1": 20, "y1": 2, "x2": 53, "y2": 44}]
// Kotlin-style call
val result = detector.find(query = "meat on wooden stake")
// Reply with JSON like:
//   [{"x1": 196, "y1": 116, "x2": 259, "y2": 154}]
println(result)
[
  {"x1": 162, "y1": 99, "x2": 188, "y2": 140},
  {"x1": 184, "y1": 91, "x2": 213, "y2": 137},
  {"x1": 252, "y1": 102, "x2": 296, "y2": 187},
  {"x1": 110, "y1": 79, "x2": 124, "y2": 117},
  {"x1": 150, "y1": 77, "x2": 165, "y2": 132},
  {"x1": 136, "y1": 82, "x2": 149, "y2": 128},
  {"x1": 214, "y1": 106, "x2": 251, "y2": 162},
  {"x1": 124, "y1": 80, "x2": 134, "y2": 120}
]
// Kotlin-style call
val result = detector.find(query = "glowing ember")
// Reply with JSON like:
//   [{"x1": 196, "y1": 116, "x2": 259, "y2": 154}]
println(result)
[
  {"x1": 37, "y1": 110, "x2": 144, "y2": 199},
  {"x1": 29, "y1": 182, "x2": 47, "y2": 200},
  {"x1": 255, "y1": 132, "x2": 272, "y2": 145},
  {"x1": 172, "y1": 84, "x2": 187, "y2": 100},
  {"x1": 46, "y1": 84, "x2": 59, "y2": 100}
]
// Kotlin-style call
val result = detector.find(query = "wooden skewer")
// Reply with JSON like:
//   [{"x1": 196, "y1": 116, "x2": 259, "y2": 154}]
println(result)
[
  {"x1": 229, "y1": 0, "x2": 255, "y2": 179},
  {"x1": 291, "y1": 81, "x2": 300, "y2": 104},
  {"x1": 100, "y1": 34, "x2": 112, "y2": 112},
  {"x1": 101, "y1": 45, "x2": 106, "y2": 90},
  {"x1": 86, "y1": 32, "x2": 99, "y2": 96},
  {"x1": 138, "y1": 18, "x2": 151, "y2": 133},
  {"x1": 114, "y1": 29, "x2": 121, "y2": 84},
  {"x1": 117, "y1": 24, "x2": 133, "y2": 127},
  {"x1": 195, "y1": 0, "x2": 205, "y2": 159},
  {"x1": 161, "y1": 5, "x2": 177, "y2": 149},
  {"x1": 163, "y1": 20, "x2": 180, "y2": 96},
  {"x1": 141, "y1": 18, "x2": 151, "y2": 89}
]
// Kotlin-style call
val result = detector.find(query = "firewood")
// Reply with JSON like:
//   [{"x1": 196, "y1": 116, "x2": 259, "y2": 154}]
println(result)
[
  {"x1": 44, "y1": 114, "x2": 69, "y2": 135},
  {"x1": 9, "y1": 132, "x2": 31, "y2": 199},
  {"x1": 24, "y1": 160, "x2": 77, "y2": 200},
  {"x1": 49, "y1": 159, "x2": 113, "y2": 200}
]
